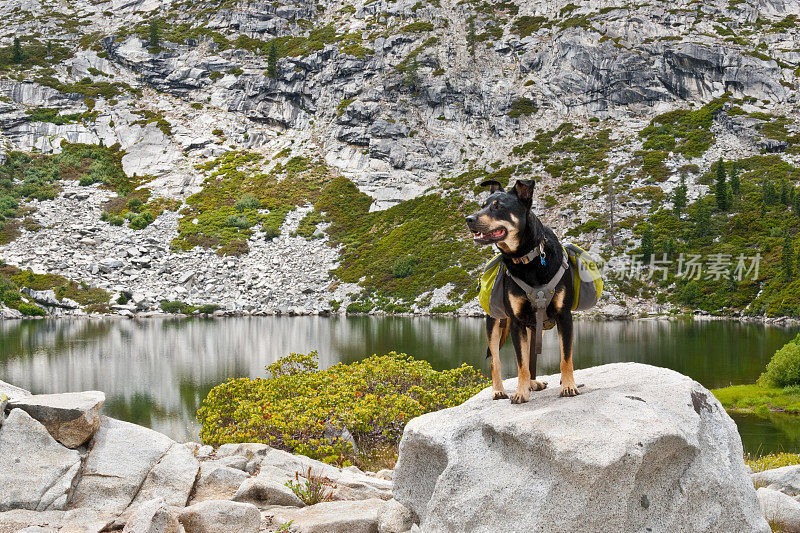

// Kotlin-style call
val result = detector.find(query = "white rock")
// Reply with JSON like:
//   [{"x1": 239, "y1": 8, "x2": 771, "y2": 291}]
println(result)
[
  {"x1": 752, "y1": 465, "x2": 800, "y2": 496},
  {"x1": 122, "y1": 497, "x2": 180, "y2": 533},
  {"x1": 756, "y1": 487, "x2": 800, "y2": 532},
  {"x1": 270, "y1": 499, "x2": 386, "y2": 533},
  {"x1": 232, "y1": 471, "x2": 304, "y2": 508},
  {"x1": 0, "y1": 379, "x2": 31, "y2": 402},
  {"x1": 178, "y1": 500, "x2": 260, "y2": 533},
  {"x1": 70, "y1": 416, "x2": 174, "y2": 514},
  {"x1": 0, "y1": 409, "x2": 81, "y2": 512},
  {"x1": 190, "y1": 466, "x2": 250, "y2": 503},
  {"x1": 377, "y1": 498, "x2": 414, "y2": 533},
  {"x1": 10, "y1": 390, "x2": 105, "y2": 448},
  {"x1": 393, "y1": 363, "x2": 769, "y2": 533},
  {"x1": 127, "y1": 442, "x2": 200, "y2": 509}
]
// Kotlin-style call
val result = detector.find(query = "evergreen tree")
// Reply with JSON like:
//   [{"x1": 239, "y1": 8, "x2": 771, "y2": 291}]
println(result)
[
  {"x1": 267, "y1": 41, "x2": 279, "y2": 78},
  {"x1": 793, "y1": 188, "x2": 800, "y2": 217},
  {"x1": 729, "y1": 164, "x2": 740, "y2": 196},
  {"x1": 403, "y1": 58, "x2": 419, "y2": 91},
  {"x1": 715, "y1": 157, "x2": 728, "y2": 211},
  {"x1": 640, "y1": 224, "x2": 654, "y2": 259},
  {"x1": 11, "y1": 37, "x2": 23, "y2": 64},
  {"x1": 673, "y1": 174, "x2": 687, "y2": 218},
  {"x1": 764, "y1": 178, "x2": 778, "y2": 205},
  {"x1": 782, "y1": 233, "x2": 794, "y2": 281},
  {"x1": 467, "y1": 18, "x2": 476, "y2": 56},
  {"x1": 148, "y1": 18, "x2": 160, "y2": 51},
  {"x1": 694, "y1": 201, "x2": 711, "y2": 237},
  {"x1": 780, "y1": 179, "x2": 790, "y2": 205}
]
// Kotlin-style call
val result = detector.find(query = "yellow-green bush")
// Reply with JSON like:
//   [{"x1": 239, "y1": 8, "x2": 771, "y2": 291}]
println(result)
[
  {"x1": 197, "y1": 352, "x2": 488, "y2": 466},
  {"x1": 758, "y1": 334, "x2": 800, "y2": 387}
]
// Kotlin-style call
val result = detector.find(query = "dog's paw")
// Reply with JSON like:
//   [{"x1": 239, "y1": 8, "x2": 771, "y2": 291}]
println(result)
[
  {"x1": 560, "y1": 384, "x2": 580, "y2": 397},
  {"x1": 529, "y1": 380, "x2": 547, "y2": 391},
  {"x1": 491, "y1": 390, "x2": 509, "y2": 400},
  {"x1": 510, "y1": 390, "x2": 530, "y2": 404}
]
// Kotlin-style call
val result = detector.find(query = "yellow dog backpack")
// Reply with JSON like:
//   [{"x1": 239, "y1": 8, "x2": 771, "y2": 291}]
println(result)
[{"x1": 478, "y1": 244, "x2": 603, "y2": 317}]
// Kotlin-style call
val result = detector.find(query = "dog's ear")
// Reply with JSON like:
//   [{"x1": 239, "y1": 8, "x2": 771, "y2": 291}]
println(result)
[
  {"x1": 512, "y1": 179, "x2": 536, "y2": 206},
  {"x1": 480, "y1": 180, "x2": 504, "y2": 193}
]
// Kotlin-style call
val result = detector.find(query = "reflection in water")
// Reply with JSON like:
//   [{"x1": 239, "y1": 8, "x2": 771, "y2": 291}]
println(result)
[{"x1": 0, "y1": 317, "x2": 797, "y2": 450}]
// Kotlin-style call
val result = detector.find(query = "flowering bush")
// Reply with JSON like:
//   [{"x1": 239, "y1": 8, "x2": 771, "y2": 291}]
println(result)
[{"x1": 197, "y1": 351, "x2": 488, "y2": 466}]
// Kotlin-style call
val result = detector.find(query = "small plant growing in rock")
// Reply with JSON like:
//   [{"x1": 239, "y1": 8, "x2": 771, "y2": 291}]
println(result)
[
  {"x1": 234, "y1": 194, "x2": 261, "y2": 212},
  {"x1": 285, "y1": 467, "x2": 336, "y2": 505}
]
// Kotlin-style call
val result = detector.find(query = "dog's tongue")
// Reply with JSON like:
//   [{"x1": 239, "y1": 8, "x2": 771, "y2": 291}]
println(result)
[{"x1": 474, "y1": 229, "x2": 504, "y2": 239}]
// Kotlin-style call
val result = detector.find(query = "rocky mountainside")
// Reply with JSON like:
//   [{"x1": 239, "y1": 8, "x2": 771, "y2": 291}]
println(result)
[{"x1": 0, "y1": 0, "x2": 799, "y2": 317}]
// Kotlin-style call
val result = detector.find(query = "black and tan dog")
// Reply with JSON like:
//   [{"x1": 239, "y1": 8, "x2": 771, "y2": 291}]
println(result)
[{"x1": 465, "y1": 179, "x2": 578, "y2": 403}]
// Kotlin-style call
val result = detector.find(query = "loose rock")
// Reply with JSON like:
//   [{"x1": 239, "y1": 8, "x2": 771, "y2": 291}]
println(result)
[
  {"x1": 10, "y1": 391, "x2": 105, "y2": 448},
  {"x1": 178, "y1": 500, "x2": 260, "y2": 533}
]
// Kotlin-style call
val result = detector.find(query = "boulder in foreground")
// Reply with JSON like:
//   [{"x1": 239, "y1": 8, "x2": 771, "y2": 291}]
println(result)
[
  {"x1": 393, "y1": 362, "x2": 768, "y2": 533},
  {"x1": 10, "y1": 390, "x2": 105, "y2": 448}
]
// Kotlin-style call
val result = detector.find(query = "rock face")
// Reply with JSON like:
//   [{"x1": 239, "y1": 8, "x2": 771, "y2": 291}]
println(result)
[
  {"x1": 752, "y1": 464, "x2": 800, "y2": 496},
  {"x1": 9, "y1": 390, "x2": 105, "y2": 448},
  {"x1": 0, "y1": 409, "x2": 81, "y2": 512},
  {"x1": 393, "y1": 362, "x2": 769, "y2": 533},
  {"x1": 270, "y1": 499, "x2": 386, "y2": 533},
  {"x1": 70, "y1": 416, "x2": 175, "y2": 514},
  {"x1": 756, "y1": 487, "x2": 800, "y2": 533}
]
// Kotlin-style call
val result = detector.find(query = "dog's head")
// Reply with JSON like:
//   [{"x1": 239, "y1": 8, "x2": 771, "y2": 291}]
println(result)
[{"x1": 465, "y1": 179, "x2": 535, "y2": 252}]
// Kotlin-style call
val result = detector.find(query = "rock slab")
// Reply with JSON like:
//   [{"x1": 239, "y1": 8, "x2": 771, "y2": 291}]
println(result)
[
  {"x1": 0, "y1": 409, "x2": 81, "y2": 512},
  {"x1": 756, "y1": 487, "x2": 800, "y2": 533},
  {"x1": 10, "y1": 391, "x2": 105, "y2": 448},
  {"x1": 178, "y1": 500, "x2": 260, "y2": 533},
  {"x1": 270, "y1": 499, "x2": 386, "y2": 533},
  {"x1": 393, "y1": 363, "x2": 769, "y2": 533}
]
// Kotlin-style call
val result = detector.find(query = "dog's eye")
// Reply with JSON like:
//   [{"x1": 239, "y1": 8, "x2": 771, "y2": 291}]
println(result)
[{"x1": 491, "y1": 200, "x2": 500, "y2": 210}]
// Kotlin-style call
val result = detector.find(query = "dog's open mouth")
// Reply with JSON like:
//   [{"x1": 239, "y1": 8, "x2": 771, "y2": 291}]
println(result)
[{"x1": 473, "y1": 228, "x2": 507, "y2": 244}]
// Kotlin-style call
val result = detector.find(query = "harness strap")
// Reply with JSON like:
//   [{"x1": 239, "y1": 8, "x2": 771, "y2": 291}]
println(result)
[{"x1": 506, "y1": 251, "x2": 569, "y2": 354}]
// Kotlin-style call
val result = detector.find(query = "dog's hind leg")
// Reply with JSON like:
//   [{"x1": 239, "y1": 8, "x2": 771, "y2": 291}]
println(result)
[
  {"x1": 509, "y1": 323, "x2": 531, "y2": 404},
  {"x1": 486, "y1": 317, "x2": 508, "y2": 400},
  {"x1": 556, "y1": 311, "x2": 579, "y2": 397}
]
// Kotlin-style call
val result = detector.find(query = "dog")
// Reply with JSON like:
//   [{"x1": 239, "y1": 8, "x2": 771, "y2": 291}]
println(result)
[{"x1": 465, "y1": 178, "x2": 578, "y2": 403}]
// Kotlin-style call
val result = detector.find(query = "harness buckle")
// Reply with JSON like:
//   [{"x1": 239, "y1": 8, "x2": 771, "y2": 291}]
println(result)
[{"x1": 534, "y1": 290, "x2": 547, "y2": 308}]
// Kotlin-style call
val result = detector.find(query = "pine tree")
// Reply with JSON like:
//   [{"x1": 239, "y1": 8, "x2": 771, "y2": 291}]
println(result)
[
  {"x1": 640, "y1": 224, "x2": 654, "y2": 259},
  {"x1": 148, "y1": 18, "x2": 160, "y2": 51},
  {"x1": 267, "y1": 41, "x2": 279, "y2": 78},
  {"x1": 763, "y1": 178, "x2": 778, "y2": 205},
  {"x1": 780, "y1": 179, "x2": 790, "y2": 205},
  {"x1": 694, "y1": 201, "x2": 711, "y2": 237},
  {"x1": 467, "y1": 18, "x2": 476, "y2": 56},
  {"x1": 11, "y1": 37, "x2": 23, "y2": 64},
  {"x1": 673, "y1": 174, "x2": 687, "y2": 218},
  {"x1": 729, "y1": 164, "x2": 740, "y2": 196},
  {"x1": 793, "y1": 188, "x2": 800, "y2": 217},
  {"x1": 782, "y1": 234, "x2": 794, "y2": 281},
  {"x1": 715, "y1": 158, "x2": 728, "y2": 211}
]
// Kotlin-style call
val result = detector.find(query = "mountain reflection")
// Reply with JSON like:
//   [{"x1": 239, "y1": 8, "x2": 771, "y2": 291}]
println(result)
[{"x1": 0, "y1": 317, "x2": 796, "y2": 443}]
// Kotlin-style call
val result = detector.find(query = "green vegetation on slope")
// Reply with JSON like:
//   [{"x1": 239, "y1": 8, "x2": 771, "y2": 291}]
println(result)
[
  {"x1": 197, "y1": 351, "x2": 488, "y2": 467},
  {"x1": 0, "y1": 264, "x2": 111, "y2": 314}
]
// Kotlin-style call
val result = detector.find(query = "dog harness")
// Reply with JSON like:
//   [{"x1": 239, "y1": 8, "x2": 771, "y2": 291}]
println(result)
[
  {"x1": 478, "y1": 243, "x2": 603, "y2": 355},
  {"x1": 506, "y1": 253, "x2": 569, "y2": 355}
]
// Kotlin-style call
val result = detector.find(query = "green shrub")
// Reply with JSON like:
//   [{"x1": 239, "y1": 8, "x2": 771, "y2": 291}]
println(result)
[
  {"x1": 225, "y1": 214, "x2": 251, "y2": 229},
  {"x1": 129, "y1": 211, "x2": 154, "y2": 230},
  {"x1": 235, "y1": 194, "x2": 261, "y2": 212},
  {"x1": 18, "y1": 302, "x2": 46, "y2": 316},
  {"x1": 758, "y1": 334, "x2": 800, "y2": 387},
  {"x1": 160, "y1": 300, "x2": 188, "y2": 313},
  {"x1": 197, "y1": 304, "x2": 220, "y2": 314},
  {"x1": 197, "y1": 352, "x2": 488, "y2": 466},
  {"x1": 392, "y1": 256, "x2": 416, "y2": 278},
  {"x1": 127, "y1": 198, "x2": 144, "y2": 212}
]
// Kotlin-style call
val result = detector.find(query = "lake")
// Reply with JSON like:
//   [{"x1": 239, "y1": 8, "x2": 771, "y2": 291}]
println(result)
[{"x1": 0, "y1": 316, "x2": 797, "y2": 454}]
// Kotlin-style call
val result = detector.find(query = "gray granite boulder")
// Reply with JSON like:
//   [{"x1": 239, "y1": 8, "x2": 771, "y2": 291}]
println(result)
[
  {"x1": 70, "y1": 416, "x2": 174, "y2": 514},
  {"x1": 753, "y1": 464, "x2": 800, "y2": 496},
  {"x1": 756, "y1": 487, "x2": 800, "y2": 532},
  {"x1": 178, "y1": 500, "x2": 260, "y2": 533},
  {"x1": 232, "y1": 470, "x2": 304, "y2": 508},
  {"x1": 10, "y1": 391, "x2": 105, "y2": 448},
  {"x1": 0, "y1": 409, "x2": 81, "y2": 512},
  {"x1": 270, "y1": 499, "x2": 386, "y2": 533},
  {"x1": 393, "y1": 363, "x2": 769, "y2": 533},
  {"x1": 122, "y1": 498, "x2": 180, "y2": 533}
]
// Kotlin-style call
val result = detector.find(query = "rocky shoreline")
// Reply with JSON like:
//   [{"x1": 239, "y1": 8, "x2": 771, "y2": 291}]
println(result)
[{"x1": 5, "y1": 365, "x2": 800, "y2": 532}]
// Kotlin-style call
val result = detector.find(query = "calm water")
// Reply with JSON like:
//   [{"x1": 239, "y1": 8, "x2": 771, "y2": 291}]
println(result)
[{"x1": 0, "y1": 317, "x2": 797, "y2": 454}]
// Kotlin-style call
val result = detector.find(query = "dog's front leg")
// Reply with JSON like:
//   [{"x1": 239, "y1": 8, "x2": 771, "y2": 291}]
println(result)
[
  {"x1": 556, "y1": 311, "x2": 579, "y2": 397},
  {"x1": 509, "y1": 323, "x2": 531, "y2": 404},
  {"x1": 486, "y1": 317, "x2": 508, "y2": 400}
]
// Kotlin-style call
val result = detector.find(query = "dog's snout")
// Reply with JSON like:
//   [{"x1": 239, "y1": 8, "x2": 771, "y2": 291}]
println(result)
[{"x1": 465, "y1": 215, "x2": 477, "y2": 230}]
